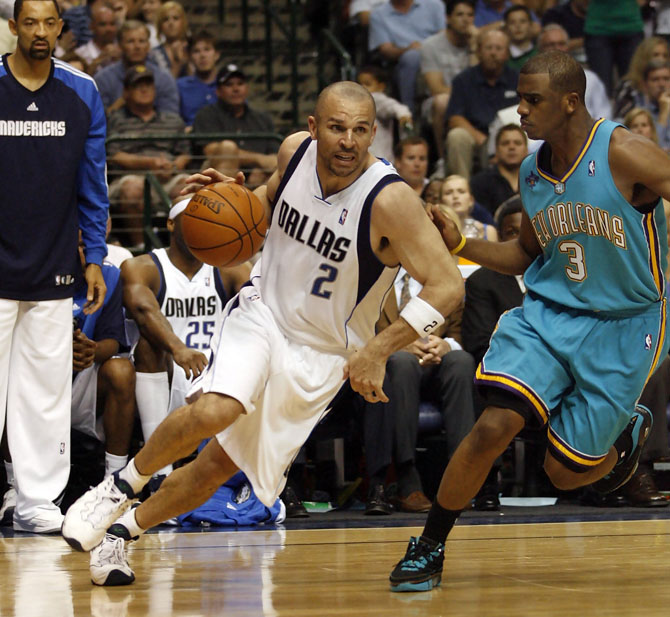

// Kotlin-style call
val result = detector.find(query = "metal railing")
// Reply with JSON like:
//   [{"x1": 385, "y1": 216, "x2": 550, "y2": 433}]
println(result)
[
  {"x1": 263, "y1": 0, "x2": 301, "y2": 127},
  {"x1": 316, "y1": 28, "x2": 357, "y2": 92}
]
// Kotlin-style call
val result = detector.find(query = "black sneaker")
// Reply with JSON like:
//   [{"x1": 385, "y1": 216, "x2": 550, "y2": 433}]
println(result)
[
  {"x1": 390, "y1": 536, "x2": 444, "y2": 592},
  {"x1": 593, "y1": 405, "x2": 653, "y2": 494},
  {"x1": 281, "y1": 486, "x2": 309, "y2": 518},
  {"x1": 364, "y1": 483, "x2": 392, "y2": 515}
]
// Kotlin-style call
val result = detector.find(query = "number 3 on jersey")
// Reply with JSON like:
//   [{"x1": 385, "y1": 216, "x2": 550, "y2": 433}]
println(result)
[
  {"x1": 311, "y1": 263, "x2": 338, "y2": 299},
  {"x1": 558, "y1": 240, "x2": 587, "y2": 281}
]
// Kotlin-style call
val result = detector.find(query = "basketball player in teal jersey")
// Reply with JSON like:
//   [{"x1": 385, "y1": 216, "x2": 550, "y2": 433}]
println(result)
[{"x1": 390, "y1": 49, "x2": 670, "y2": 592}]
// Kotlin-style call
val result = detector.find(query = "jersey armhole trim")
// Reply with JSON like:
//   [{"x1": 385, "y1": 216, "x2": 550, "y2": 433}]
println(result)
[
  {"x1": 149, "y1": 251, "x2": 167, "y2": 306},
  {"x1": 270, "y1": 136, "x2": 312, "y2": 218}
]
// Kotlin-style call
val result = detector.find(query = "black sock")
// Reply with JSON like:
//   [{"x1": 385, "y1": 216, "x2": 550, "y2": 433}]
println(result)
[{"x1": 421, "y1": 501, "x2": 460, "y2": 546}]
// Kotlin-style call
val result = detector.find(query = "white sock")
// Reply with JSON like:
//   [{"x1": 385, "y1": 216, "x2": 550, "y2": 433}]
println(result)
[
  {"x1": 135, "y1": 371, "x2": 170, "y2": 442},
  {"x1": 118, "y1": 458, "x2": 152, "y2": 495},
  {"x1": 105, "y1": 452, "x2": 128, "y2": 477},
  {"x1": 4, "y1": 461, "x2": 14, "y2": 488},
  {"x1": 116, "y1": 506, "x2": 147, "y2": 539},
  {"x1": 156, "y1": 463, "x2": 174, "y2": 478}
]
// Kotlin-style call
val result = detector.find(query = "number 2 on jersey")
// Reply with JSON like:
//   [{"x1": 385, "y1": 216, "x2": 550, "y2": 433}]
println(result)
[
  {"x1": 311, "y1": 263, "x2": 338, "y2": 299},
  {"x1": 558, "y1": 240, "x2": 587, "y2": 281}
]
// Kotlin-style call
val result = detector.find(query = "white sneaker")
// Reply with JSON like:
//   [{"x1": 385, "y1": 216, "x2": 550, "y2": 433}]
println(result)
[
  {"x1": 0, "y1": 487, "x2": 17, "y2": 526},
  {"x1": 90, "y1": 534, "x2": 135, "y2": 586},
  {"x1": 62, "y1": 475, "x2": 135, "y2": 552},
  {"x1": 13, "y1": 505, "x2": 64, "y2": 534}
]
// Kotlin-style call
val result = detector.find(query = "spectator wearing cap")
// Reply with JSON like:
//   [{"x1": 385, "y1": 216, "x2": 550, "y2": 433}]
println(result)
[
  {"x1": 176, "y1": 31, "x2": 220, "y2": 128},
  {"x1": 192, "y1": 63, "x2": 278, "y2": 186},
  {"x1": 106, "y1": 65, "x2": 190, "y2": 248},
  {"x1": 95, "y1": 19, "x2": 180, "y2": 116}
]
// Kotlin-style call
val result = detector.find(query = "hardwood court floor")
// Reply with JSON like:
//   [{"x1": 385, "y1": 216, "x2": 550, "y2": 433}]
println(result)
[{"x1": 1, "y1": 519, "x2": 669, "y2": 617}]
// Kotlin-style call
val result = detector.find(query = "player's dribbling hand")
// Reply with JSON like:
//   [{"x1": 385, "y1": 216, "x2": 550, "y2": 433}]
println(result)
[
  {"x1": 429, "y1": 204, "x2": 463, "y2": 253},
  {"x1": 343, "y1": 350, "x2": 389, "y2": 404},
  {"x1": 173, "y1": 346, "x2": 209, "y2": 379},
  {"x1": 180, "y1": 169, "x2": 246, "y2": 196}
]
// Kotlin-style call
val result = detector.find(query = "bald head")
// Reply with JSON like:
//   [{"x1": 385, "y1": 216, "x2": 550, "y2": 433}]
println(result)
[
  {"x1": 315, "y1": 81, "x2": 376, "y2": 123},
  {"x1": 521, "y1": 50, "x2": 586, "y2": 101}
]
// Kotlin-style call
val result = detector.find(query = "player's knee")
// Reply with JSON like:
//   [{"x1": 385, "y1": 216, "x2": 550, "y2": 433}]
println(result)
[
  {"x1": 470, "y1": 407, "x2": 523, "y2": 455},
  {"x1": 185, "y1": 393, "x2": 243, "y2": 438},
  {"x1": 194, "y1": 440, "x2": 239, "y2": 488},
  {"x1": 543, "y1": 456, "x2": 583, "y2": 490},
  {"x1": 99, "y1": 357, "x2": 135, "y2": 395}
]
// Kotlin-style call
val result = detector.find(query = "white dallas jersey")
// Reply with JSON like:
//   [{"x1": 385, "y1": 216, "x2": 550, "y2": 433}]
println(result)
[
  {"x1": 254, "y1": 137, "x2": 403, "y2": 353},
  {"x1": 150, "y1": 248, "x2": 228, "y2": 351}
]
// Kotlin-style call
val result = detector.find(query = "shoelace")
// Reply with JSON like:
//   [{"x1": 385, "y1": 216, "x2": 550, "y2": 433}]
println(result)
[
  {"x1": 81, "y1": 477, "x2": 127, "y2": 527},
  {"x1": 401, "y1": 540, "x2": 442, "y2": 571},
  {"x1": 96, "y1": 535, "x2": 127, "y2": 567}
]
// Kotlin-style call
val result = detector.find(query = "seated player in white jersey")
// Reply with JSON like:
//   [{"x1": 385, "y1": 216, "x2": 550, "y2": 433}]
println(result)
[
  {"x1": 70, "y1": 234, "x2": 136, "y2": 480},
  {"x1": 121, "y1": 200, "x2": 249, "y2": 488},
  {"x1": 61, "y1": 81, "x2": 465, "y2": 586}
]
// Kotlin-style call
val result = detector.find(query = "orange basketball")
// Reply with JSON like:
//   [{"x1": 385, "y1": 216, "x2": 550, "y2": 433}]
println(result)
[{"x1": 182, "y1": 182, "x2": 267, "y2": 267}]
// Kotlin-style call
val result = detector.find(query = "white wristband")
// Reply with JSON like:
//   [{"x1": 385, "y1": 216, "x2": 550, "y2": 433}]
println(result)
[{"x1": 399, "y1": 296, "x2": 445, "y2": 337}]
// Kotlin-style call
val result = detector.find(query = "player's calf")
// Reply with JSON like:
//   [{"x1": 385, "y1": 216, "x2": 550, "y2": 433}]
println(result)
[{"x1": 593, "y1": 405, "x2": 653, "y2": 494}]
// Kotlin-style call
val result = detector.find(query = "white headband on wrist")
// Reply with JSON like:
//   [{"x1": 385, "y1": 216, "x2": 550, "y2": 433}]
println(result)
[{"x1": 399, "y1": 296, "x2": 445, "y2": 337}]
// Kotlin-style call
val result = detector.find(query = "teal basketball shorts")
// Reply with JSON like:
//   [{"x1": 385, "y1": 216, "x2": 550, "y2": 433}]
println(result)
[{"x1": 475, "y1": 294, "x2": 668, "y2": 472}]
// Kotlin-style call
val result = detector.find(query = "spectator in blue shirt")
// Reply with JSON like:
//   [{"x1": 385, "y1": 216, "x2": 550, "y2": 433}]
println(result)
[
  {"x1": 368, "y1": 0, "x2": 446, "y2": 113},
  {"x1": 95, "y1": 19, "x2": 179, "y2": 116},
  {"x1": 177, "y1": 31, "x2": 220, "y2": 128}
]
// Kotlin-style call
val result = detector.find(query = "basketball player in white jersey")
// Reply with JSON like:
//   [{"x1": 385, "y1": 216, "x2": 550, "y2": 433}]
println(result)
[{"x1": 62, "y1": 81, "x2": 465, "y2": 586}]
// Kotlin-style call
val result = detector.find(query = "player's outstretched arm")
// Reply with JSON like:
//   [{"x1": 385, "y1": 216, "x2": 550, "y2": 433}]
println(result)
[
  {"x1": 430, "y1": 204, "x2": 541, "y2": 275},
  {"x1": 345, "y1": 182, "x2": 465, "y2": 403},
  {"x1": 121, "y1": 256, "x2": 208, "y2": 379},
  {"x1": 609, "y1": 128, "x2": 670, "y2": 205}
]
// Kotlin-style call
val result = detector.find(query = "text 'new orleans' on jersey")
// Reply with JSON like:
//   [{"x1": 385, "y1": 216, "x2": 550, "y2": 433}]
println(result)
[
  {"x1": 255, "y1": 137, "x2": 403, "y2": 353},
  {"x1": 520, "y1": 118, "x2": 668, "y2": 315}
]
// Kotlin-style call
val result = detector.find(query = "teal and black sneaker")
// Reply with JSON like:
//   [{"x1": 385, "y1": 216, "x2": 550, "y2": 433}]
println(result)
[
  {"x1": 593, "y1": 405, "x2": 653, "y2": 495},
  {"x1": 389, "y1": 536, "x2": 444, "y2": 592}
]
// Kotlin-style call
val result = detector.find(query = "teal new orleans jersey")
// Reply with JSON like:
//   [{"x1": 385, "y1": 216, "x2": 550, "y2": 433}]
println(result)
[
  {"x1": 475, "y1": 118, "x2": 669, "y2": 471},
  {"x1": 522, "y1": 118, "x2": 667, "y2": 315}
]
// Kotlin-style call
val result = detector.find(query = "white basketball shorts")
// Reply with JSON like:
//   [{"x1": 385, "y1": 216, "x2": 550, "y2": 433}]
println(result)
[
  {"x1": 188, "y1": 285, "x2": 348, "y2": 507},
  {"x1": 71, "y1": 364, "x2": 105, "y2": 442}
]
